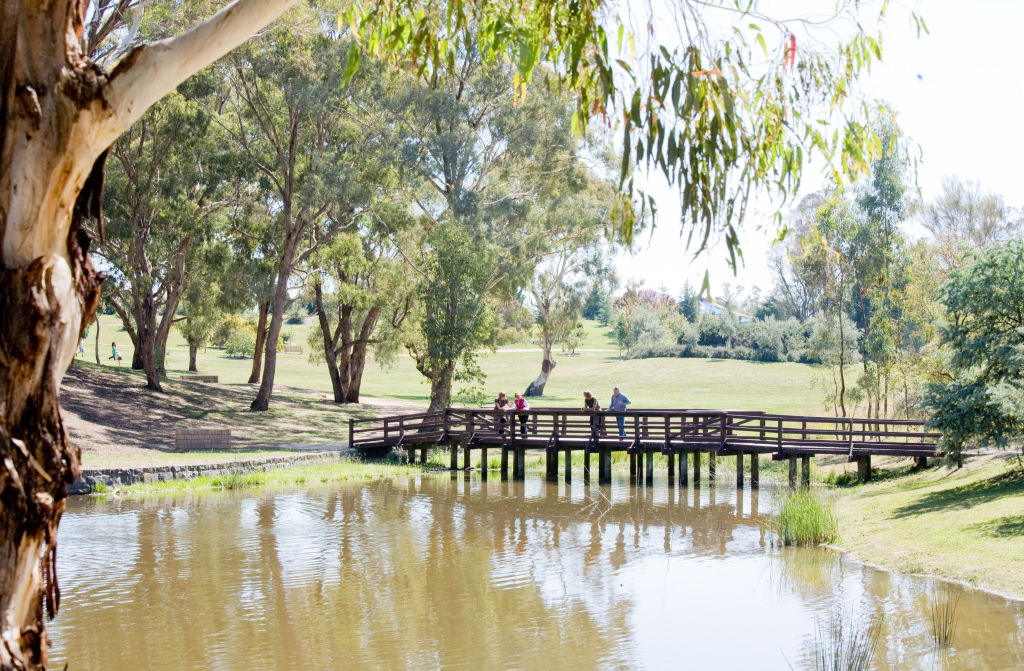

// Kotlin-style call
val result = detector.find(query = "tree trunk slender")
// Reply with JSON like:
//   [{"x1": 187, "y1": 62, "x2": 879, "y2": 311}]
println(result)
[
  {"x1": 248, "y1": 299, "x2": 269, "y2": 384},
  {"x1": 93, "y1": 316, "x2": 101, "y2": 365}
]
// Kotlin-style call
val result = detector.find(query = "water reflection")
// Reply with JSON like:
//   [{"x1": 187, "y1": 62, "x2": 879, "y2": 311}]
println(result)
[{"x1": 51, "y1": 475, "x2": 1024, "y2": 670}]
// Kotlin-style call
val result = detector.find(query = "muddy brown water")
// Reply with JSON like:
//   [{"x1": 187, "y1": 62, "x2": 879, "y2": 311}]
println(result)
[{"x1": 50, "y1": 474, "x2": 1024, "y2": 670}]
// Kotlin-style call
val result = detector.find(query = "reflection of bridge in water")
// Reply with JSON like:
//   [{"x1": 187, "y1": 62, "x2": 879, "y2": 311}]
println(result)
[{"x1": 350, "y1": 408, "x2": 939, "y2": 487}]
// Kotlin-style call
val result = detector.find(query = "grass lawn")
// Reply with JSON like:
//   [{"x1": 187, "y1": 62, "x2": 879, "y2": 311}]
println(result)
[
  {"x1": 85, "y1": 315, "x2": 831, "y2": 414},
  {"x1": 833, "y1": 453, "x2": 1024, "y2": 599}
]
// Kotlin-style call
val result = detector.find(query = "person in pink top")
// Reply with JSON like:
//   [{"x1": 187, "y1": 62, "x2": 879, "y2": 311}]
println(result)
[{"x1": 513, "y1": 392, "x2": 529, "y2": 436}]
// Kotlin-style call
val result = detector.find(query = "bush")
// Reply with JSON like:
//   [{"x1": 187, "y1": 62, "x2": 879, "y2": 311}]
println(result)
[
  {"x1": 224, "y1": 326, "x2": 256, "y2": 358},
  {"x1": 698, "y1": 313, "x2": 736, "y2": 346},
  {"x1": 286, "y1": 316, "x2": 304, "y2": 325}
]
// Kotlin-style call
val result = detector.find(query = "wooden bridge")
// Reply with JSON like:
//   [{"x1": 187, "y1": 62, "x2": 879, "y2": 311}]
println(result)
[{"x1": 348, "y1": 407, "x2": 940, "y2": 487}]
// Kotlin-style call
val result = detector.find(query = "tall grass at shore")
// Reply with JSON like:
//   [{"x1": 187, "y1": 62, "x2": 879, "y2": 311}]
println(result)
[
  {"x1": 929, "y1": 587, "x2": 960, "y2": 647},
  {"x1": 810, "y1": 609, "x2": 883, "y2": 671},
  {"x1": 772, "y1": 489, "x2": 839, "y2": 546}
]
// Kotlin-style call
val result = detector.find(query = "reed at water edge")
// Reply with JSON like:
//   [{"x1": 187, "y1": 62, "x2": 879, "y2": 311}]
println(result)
[{"x1": 771, "y1": 489, "x2": 839, "y2": 546}]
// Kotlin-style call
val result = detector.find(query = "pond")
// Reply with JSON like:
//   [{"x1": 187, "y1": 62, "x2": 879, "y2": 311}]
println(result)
[{"x1": 50, "y1": 474, "x2": 1024, "y2": 670}]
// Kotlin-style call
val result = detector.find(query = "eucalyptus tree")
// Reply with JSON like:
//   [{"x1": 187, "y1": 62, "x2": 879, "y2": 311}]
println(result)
[
  {"x1": 306, "y1": 210, "x2": 417, "y2": 404},
  {"x1": 524, "y1": 177, "x2": 617, "y2": 397},
  {"x1": 0, "y1": 0, "x2": 907, "y2": 665},
  {"x1": 94, "y1": 81, "x2": 228, "y2": 391},
  {"x1": 222, "y1": 25, "x2": 386, "y2": 411},
  {"x1": 384, "y1": 49, "x2": 591, "y2": 409}
]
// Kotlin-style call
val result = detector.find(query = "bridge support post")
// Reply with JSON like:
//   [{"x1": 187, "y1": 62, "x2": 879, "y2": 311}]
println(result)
[
  {"x1": 788, "y1": 456, "x2": 797, "y2": 489},
  {"x1": 857, "y1": 455, "x2": 871, "y2": 483},
  {"x1": 545, "y1": 446, "x2": 558, "y2": 482},
  {"x1": 914, "y1": 456, "x2": 928, "y2": 470},
  {"x1": 501, "y1": 447, "x2": 509, "y2": 480},
  {"x1": 480, "y1": 448, "x2": 488, "y2": 481},
  {"x1": 693, "y1": 451, "x2": 701, "y2": 485},
  {"x1": 801, "y1": 456, "x2": 810, "y2": 488},
  {"x1": 736, "y1": 452, "x2": 744, "y2": 488},
  {"x1": 709, "y1": 450, "x2": 717, "y2": 482},
  {"x1": 407, "y1": 447, "x2": 416, "y2": 464},
  {"x1": 599, "y1": 448, "x2": 611, "y2": 484},
  {"x1": 514, "y1": 447, "x2": 525, "y2": 481},
  {"x1": 750, "y1": 453, "x2": 759, "y2": 488},
  {"x1": 420, "y1": 446, "x2": 428, "y2": 465},
  {"x1": 464, "y1": 443, "x2": 472, "y2": 471},
  {"x1": 667, "y1": 452, "x2": 675, "y2": 485},
  {"x1": 679, "y1": 451, "x2": 688, "y2": 486},
  {"x1": 645, "y1": 450, "x2": 654, "y2": 485},
  {"x1": 564, "y1": 447, "x2": 572, "y2": 483},
  {"x1": 449, "y1": 441, "x2": 459, "y2": 473},
  {"x1": 583, "y1": 448, "x2": 591, "y2": 483},
  {"x1": 629, "y1": 453, "x2": 637, "y2": 478}
]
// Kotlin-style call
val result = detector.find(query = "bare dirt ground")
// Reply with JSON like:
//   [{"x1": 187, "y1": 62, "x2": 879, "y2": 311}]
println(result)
[{"x1": 60, "y1": 363, "x2": 423, "y2": 468}]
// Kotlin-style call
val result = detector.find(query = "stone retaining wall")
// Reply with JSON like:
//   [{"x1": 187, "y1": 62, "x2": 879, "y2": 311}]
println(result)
[{"x1": 69, "y1": 451, "x2": 344, "y2": 495}]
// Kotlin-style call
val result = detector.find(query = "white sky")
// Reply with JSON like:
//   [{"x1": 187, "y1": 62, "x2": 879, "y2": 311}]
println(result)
[{"x1": 613, "y1": 0, "x2": 1024, "y2": 299}]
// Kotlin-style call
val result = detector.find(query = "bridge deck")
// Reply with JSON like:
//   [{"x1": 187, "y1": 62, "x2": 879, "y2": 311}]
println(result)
[{"x1": 349, "y1": 407, "x2": 938, "y2": 460}]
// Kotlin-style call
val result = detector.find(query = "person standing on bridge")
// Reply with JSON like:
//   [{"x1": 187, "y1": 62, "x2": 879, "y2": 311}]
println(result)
[
  {"x1": 583, "y1": 391, "x2": 602, "y2": 434},
  {"x1": 494, "y1": 392, "x2": 510, "y2": 436},
  {"x1": 609, "y1": 386, "x2": 631, "y2": 437},
  {"x1": 513, "y1": 392, "x2": 530, "y2": 436}
]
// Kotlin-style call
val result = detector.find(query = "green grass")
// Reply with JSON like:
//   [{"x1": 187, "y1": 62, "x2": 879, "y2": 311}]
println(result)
[
  {"x1": 103, "y1": 457, "x2": 442, "y2": 496},
  {"x1": 85, "y1": 315, "x2": 829, "y2": 414},
  {"x1": 833, "y1": 454, "x2": 1024, "y2": 599},
  {"x1": 771, "y1": 489, "x2": 839, "y2": 546}
]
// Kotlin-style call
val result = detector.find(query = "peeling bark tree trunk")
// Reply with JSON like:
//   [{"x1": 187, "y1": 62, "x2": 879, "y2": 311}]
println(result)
[
  {"x1": 251, "y1": 228, "x2": 300, "y2": 411},
  {"x1": 428, "y1": 362, "x2": 456, "y2": 412},
  {"x1": 0, "y1": 2, "x2": 297, "y2": 667},
  {"x1": 524, "y1": 335, "x2": 555, "y2": 397},
  {"x1": 187, "y1": 334, "x2": 199, "y2": 373},
  {"x1": 248, "y1": 299, "x2": 270, "y2": 384}
]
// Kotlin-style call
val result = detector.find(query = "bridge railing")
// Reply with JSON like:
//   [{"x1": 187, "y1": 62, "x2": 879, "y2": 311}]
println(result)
[
  {"x1": 349, "y1": 407, "x2": 940, "y2": 456},
  {"x1": 348, "y1": 411, "x2": 446, "y2": 449}
]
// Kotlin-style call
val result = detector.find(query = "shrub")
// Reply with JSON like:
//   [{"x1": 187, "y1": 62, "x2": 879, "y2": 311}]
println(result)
[
  {"x1": 224, "y1": 326, "x2": 257, "y2": 358},
  {"x1": 698, "y1": 313, "x2": 736, "y2": 346}
]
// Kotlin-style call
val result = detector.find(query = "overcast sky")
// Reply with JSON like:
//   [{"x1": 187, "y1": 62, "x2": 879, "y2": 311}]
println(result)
[{"x1": 613, "y1": 0, "x2": 1023, "y2": 299}]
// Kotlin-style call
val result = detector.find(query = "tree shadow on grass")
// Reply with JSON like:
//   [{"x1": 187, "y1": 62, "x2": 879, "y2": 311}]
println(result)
[
  {"x1": 963, "y1": 514, "x2": 1024, "y2": 538},
  {"x1": 892, "y1": 470, "x2": 1024, "y2": 519}
]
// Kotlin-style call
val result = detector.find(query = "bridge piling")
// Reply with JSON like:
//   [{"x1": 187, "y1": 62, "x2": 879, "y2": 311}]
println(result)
[
  {"x1": 464, "y1": 443, "x2": 472, "y2": 471},
  {"x1": 750, "y1": 452, "x2": 759, "y2": 488},
  {"x1": 667, "y1": 452, "x2": 675, "y2": 485},
  {"x1": 449, "y1": 441, "x2": 459, "y2": 475},
  {"x1": 629, "y1": 453, "x2": 637, "y2": 478},
  {"x1": 480, "y1": 447, "x2": 487, "y2": 481},
  {"x1": 545, "y1": 446, "x2": 557, "y2": 482},
  {"x1": 514, "y1": 446, "x2": 525, "y2": 480},
  {"x1": 801, "y1": 456, "x2": 810, "y2": 488},
  {"x1": 709, "y1": 451, "x2": 717, "y2": 482},
  {"x1": 788, "y1": 456, "x2": 797, "y2": 489},
  {"x1": 599, "y1": 448, "x2": 611, "y2": 484},
  {"x1": 857, "y1": 455, "x2": 871, "y2": 483},
  {"x1": 679, "y1": 451, "x2": 688, "y2": 486},
  {"x1": 693, "y1": 451, "x2": 701, "y2": 484},
  {"x1": 736, "y1": 452, "x2": 744, "y2": 488},
  {"x1": 583, "y1": 448, "x2": 591, "y2": 483},
  {"x1": 501, "y1": 447, "x2": 509, "y2": 480},
  {"x1": 420, "y1": 446, "x2": 428, "y2": 465},
  {"x1": 645, "y1": 450, "x2": 654, "y2": 485}
]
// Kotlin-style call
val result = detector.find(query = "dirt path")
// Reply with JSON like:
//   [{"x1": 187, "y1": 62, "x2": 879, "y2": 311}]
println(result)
[{"x1": 60, "y1": 363, "x2": 423, "y2": 468}]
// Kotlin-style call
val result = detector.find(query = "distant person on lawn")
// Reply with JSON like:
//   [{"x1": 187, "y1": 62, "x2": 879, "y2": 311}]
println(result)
[
  {"x1": 494, "y1": 392, "x2": 510, "y2": 435},
  {"x1": 609, "y1": 386, "x2": 631, "y2": 437},
  {"x1": 109, "y1": 342, "x2": 122, "y2": 364},
  {"x1": 513, "y1": 392, "x2": 529, "y2": 436}
]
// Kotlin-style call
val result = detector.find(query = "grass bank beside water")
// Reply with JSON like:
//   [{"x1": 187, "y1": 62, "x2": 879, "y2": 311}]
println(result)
[
  {"x1": 98, "y1": 453, "x2": 450, "y2": 496},
  {"x1": 833, "y1": 453, "x2": 1024, "y2": 600}
]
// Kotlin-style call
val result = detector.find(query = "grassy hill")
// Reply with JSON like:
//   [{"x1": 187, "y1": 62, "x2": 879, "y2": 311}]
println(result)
[{"x1": 84, "y1": 315, "x2": 829, "y2": 414}]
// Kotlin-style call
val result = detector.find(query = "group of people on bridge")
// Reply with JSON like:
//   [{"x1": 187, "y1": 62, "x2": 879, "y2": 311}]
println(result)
[{"x1": 493, "y1": 387, "x2": 632, "y2": 437}]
